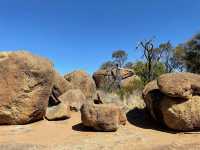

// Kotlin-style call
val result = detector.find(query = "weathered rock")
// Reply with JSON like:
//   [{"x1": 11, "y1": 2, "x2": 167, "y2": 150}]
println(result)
[
  {"x1": 142, "y1": 80, "x2": 163, "y2": 121},
  {"x1": 142, "y1": 80, "x2": 159, "y2": 98},
  {"x1": 64, "y1": 70, "x2": 96, "y2": 99},
  {"x1": 158, "y1": 72, "x2": 200, "y2": 99},
  {"x1": 49, "y1": 71, "x2": 73, "y2": 106},
  {"x1": 59, "y1": 89, "x2": 86, "y2": 111},
  {"x1": 0, "y1": 51, "x2": 54, "y2": 125},
  {"x1": 53, "y1": 71, "x2": 73, "y2": 98},
  {"x1": 93, "y1": 68, "x2": 134, "y2": 89},
  {"x1": 93, "y1": 69, "x2": 109, "y2": 89},
  {"x1": 81, "y1": 103, "x2": 126, "y2": 131},
  {"x1": 160, "y1": 96, "x2": 200, "y2": 131},
  {"x1": 45, "y1": 103, "x2": 71, "y2": 121},
  {"x1": 143, "y1": 73, "x2": 200, "y2": 131}
]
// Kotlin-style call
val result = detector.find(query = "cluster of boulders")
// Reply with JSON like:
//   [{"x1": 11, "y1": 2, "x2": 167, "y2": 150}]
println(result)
[
  {"x1": 2, "y1": 51, "x2": 200, "y2": 132},
  {"x1": 92, "y1": 68, "x2": 144, "y2": 111},
  {"x1": 0, "y1": 51, "x2": 126, "y2": 132},
  {"x1": 143, "y1": 73, "x2": 200, "y2": 131}
]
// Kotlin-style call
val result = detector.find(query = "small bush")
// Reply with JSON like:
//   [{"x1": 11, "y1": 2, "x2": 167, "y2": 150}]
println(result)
[
  {"x1": 116, "y1": 78, "x2": 144, "y2": 100},
  {"x1": 99, "y1": 76, "x2": 117, "y2": 93}
]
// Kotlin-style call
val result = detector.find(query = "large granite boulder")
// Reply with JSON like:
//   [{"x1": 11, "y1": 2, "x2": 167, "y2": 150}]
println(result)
[
  {"x1": 92, "y1": 69, "x2": 112, "y2": 89},
  {"x1": 158, "y1": 72, "x2": 200, "y2": 99},
  {"x1": 45, "y1": 103, "x2": 71, "y2": 121},
  {"x1": 143, "y1": 73, "x2": 200, "y2": 131},
  {"x1": 59, "y1": 89, "x2": 86, "y2": 111},
  {"x1": 93, "y1": 68, "x2": 134, "y2": 89},
  {"x1": 160, "y1": 96, "x2": 200, "y2": 130},
  {"x1": 81, "y1": 103, "x2": 126, "y2": 131},
  {"x1": 49, "y1": 71, "x2": 73, "y2": 106},
  {"x1": 64, "y1": 70, "x2": 96, "y2": 99},
  {"x1": 0, "y1": 51, "x2": 54, "y2": 125}
]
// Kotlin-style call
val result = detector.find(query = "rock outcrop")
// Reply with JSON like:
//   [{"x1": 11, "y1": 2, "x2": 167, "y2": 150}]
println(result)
[
  {"x1": 45, "y1": 103, "x2": 71, "y2": 121},
  {"x1": 143, "y1": 72, "x2": 200, "y2": 131},
  {"x1": 93, "y1": 68, "x2": 135, "y2": 89},
  {"x1": 64, "y1": 70, "x2": 96, "y2": 99},
  {"x1": 81, "y1": 103, "x2": 126, "y2": 131},
  {"x1": 0, "y1": 51, "x2": 54, "y2": 125},
  {"x1": 59, "y1": 89, "x2": 86, "y2": 111}
]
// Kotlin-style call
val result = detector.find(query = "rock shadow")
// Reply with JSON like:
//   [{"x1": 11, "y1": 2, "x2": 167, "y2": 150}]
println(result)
[
  {"x1": 72, "y1": 123, "x2": 97, "y2": 132},
  {"x1": 126, "y1": 107, "x2": 177, "y2": 134},
  {"x1": 72, "y1": 123, "x2": 117, "y2": 132}
]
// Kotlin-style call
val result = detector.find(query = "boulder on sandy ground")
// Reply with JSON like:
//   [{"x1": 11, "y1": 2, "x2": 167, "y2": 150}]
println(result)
[
  {"x1": 160, "y1": 96, "x2": 200, "y2": 131},
  {"x1": 49, "y1": 71, "x2": 73, "y2": 106},
  {"x1": 158, "y1": 72, "x2": 200, "y2": 99},
  {"x1": 45, "y1": 103, "x2": 71, "y2": 121},
  {"x1": 81, "y1": 103, "x2": 126, "y2": 131},
  {"x1": 143, "y1": 73, "x2": 200, "y2": 131},
  {"x1": 0, "y1": 51, "x2": 54, "y2": 125},
  {"x1": 93, "y1": 68, "x2": 134, "y2": 89},
  {"x1": 64, "y1": 70, "x2": 96, "y2": 99},
  {"x1": 59, "y1": 89, "x2": 86, "y2": 111}
]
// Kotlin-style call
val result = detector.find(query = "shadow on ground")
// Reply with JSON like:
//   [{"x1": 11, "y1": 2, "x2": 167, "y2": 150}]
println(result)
[
  {"x1": 72, "y1": 123, "x2": 117, "y2": 132},
  {"x1": 126, "y1": 108, "x2": 177, "y2": 134},
  {"x1": 72, "y1": 123, "x2": 95, "y2": 132},
  {"x1": 72, "y1": 123, "x2": 110, "y2": 132}
]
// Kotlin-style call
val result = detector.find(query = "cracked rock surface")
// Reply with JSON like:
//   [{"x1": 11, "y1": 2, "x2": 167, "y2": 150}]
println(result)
[
  {"x1": 0, "y1": 51, "x2": 54, "y2": 125},
  {"x1": 143, "y1": 72, "x2": 200, "y2": 131}
]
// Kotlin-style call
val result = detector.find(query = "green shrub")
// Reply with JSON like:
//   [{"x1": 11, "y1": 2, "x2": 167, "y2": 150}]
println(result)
[{"x1": 116, "y1": 78, "x2": 144, "y2": 100}]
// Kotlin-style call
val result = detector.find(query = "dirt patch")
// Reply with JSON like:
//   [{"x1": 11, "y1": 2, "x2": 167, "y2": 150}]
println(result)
[{"x1": 0, "y1": 112, "x2": 200, "y2": 150}]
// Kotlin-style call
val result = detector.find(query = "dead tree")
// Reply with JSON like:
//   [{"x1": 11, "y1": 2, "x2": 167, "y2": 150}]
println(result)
[{"x1": 137, "y1": 39, "x2": 154, "y2": 81}]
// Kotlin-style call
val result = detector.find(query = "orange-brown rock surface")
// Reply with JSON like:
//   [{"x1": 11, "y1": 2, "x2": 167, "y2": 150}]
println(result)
[
  {"x1": 0, "y1": 51, "x2": 54, "y2": 125},
  {"x1": 143, "y1": 72, "x2": 200, "y2": 131}
]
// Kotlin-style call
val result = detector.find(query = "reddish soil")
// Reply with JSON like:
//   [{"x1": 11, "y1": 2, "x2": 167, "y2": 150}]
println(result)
[{"x1": 0, "y1": 110, "x2": 200, "y2": 150}]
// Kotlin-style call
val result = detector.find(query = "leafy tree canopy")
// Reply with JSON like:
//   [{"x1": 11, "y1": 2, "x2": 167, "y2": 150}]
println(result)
[{"x1": 112, "y1": 50, "x2": 128, "y2": 67}]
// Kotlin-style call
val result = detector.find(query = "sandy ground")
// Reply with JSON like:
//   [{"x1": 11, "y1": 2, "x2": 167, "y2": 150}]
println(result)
[{"x1": 0, "y1": 108, "x2": 200, "y2": 150}]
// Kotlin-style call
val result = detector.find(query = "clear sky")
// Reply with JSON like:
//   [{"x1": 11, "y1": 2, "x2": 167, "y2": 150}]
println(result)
[{"x1": 0, "y1": 0, "x2": 200, "y2": 74}]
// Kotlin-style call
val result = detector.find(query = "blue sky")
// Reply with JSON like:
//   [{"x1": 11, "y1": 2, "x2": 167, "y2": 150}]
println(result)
[{"x1": 0, "y1": 0, "x2": 200, "y2": 74}]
